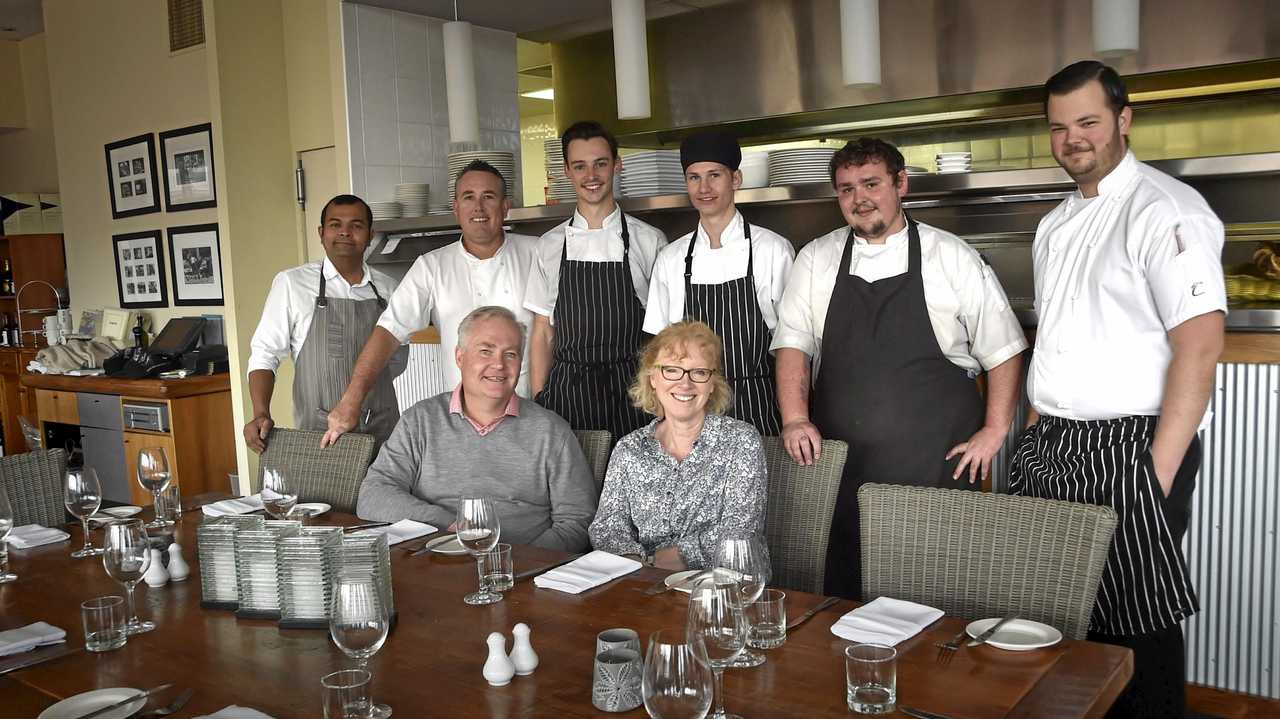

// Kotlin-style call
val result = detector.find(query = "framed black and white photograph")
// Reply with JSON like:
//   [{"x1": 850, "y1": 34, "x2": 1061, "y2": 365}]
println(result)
[
  {"x1": 167, "y1": 223, "x2": 223, "y2": 306},
  {"x1": 104, "y1": 133, "x2": 160, "y2": 219},
  {"x1": 112, "y1": 230, "x2": 168, "y2": 308},
  {"x1": 159, "y1": 123, "x2": 216, "y2": 212}
]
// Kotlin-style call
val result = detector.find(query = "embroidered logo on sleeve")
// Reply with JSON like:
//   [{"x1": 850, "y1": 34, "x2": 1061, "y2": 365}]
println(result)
[{"x1": 1191, "y1": 282, "x2": 1205, "y2": 296}]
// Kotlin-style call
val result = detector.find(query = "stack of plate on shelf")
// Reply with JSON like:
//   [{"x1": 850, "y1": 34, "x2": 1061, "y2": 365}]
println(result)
[
  {"x1": 447, "y1": 151, "x2": 516, "y2": 204},
  {"x1": 234, "y1": 519, "x2": 302, "y2": 619},
  {"x1": 739, "y1": 151, "x2": 770, "y2": 189},
  {"x1": 768, "y1": 148, "x2": 837, "y2": 187},
  {"x1": 369, "y1": 201, "x2": 402, "y2": 221},
  {"x1": 619, "y1": 150, "x2": 684, "y2": 197},
  {"x1": 278, "y1": 526, "x2": 344, "y2": 628},
  {"x1": 428, "y1": 203, "x2": 453, "y2": 215},
  {"x1": 936, "y1": 152, "x2": 972, "y2": 174},
  {"x1": 544, "y1": 138, "x2": 577, "y2": 203},
  {"x1": 394, "y1": 183, "x2": 430, "y2": 217},
  {"x1": 906, "y1": 165, "x2": 931, "y2": 176},
  {"x1": 197, "y1": 515, "x2": 266, "y2": 608},
  {"x1": 341, "y1": 533, "x2": 396, "y2": 616}
]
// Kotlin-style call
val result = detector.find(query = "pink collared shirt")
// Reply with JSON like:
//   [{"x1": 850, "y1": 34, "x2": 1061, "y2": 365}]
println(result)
[{"x1": 449, "y1": 384, "x2": 521, "y2": 436}]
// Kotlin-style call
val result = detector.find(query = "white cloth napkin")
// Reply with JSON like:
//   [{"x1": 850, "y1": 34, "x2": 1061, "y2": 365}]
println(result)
[
  {"x1": 3, "y1": 524, "x2": 70, "y2": 549},
  {"x1": 352, "y1": 519, "x2": 437, "y2": 545},
  {"x1": 194, "y1": 707, "x2": 276, "y2": 719},
  {"x1": 830, "y1": 597, "x2": 945, "y2": 645},
  {"x1": 0, "y1": 622, "x2": 66, "y2": 657},
  {"x1": 201, "y1": 494, "x2": 265, "y2": 517},
  {"x1": 532, "y1": 550, "x2": 642, "y2": 594}
]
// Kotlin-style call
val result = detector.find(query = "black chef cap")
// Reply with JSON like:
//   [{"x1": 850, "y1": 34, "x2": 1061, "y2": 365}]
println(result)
[{"x1": 679, "y1": 131, "x2": 742, "y2": 172}]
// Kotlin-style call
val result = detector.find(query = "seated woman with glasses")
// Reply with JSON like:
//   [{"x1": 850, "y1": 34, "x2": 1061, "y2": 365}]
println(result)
[{"x1": 588, "y1": 320, "x2": 768, "y2": 570}]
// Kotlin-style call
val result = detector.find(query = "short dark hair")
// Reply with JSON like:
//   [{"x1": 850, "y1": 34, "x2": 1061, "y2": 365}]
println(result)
[
  {"x1": 560, "y1": 121, "x2": 619, "y2": 161},
  {"x1": 1043, "y1": 60, "x2": 1129, "y2": 116},
  {"x1": 454, "y1": 160, "x2": 507, "y2": 198},
  {"x1": 320, "y1": 194, "x2": 372, "y2": 226},
  {"x1": 829, "y1": 138, "x2": 906, "y2": 187}
]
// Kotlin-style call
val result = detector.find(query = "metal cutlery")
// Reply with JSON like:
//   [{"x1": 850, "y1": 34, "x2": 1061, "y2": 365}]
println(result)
[
  {"x1": 341, "y1": 522, "x2": 392, "y2": 532},
  {"x1": 642, "y1": 571, "x2": 707, "y2": 596},
  {"x1": 934, "y1": 628, "x2": 969, "y2": 666},
  {"x1": 74, "y1": 683, "x2": 173, "y2": 719},
  {"x1": 967, "y1": 613, "x2": 1018, "y2": 647},
  {"x1": 786, "y1": 595, "x2": 840, "y2": 630},
  {"x1": 407, "y1": 531, "x2": 447, "y2": 556},
  {"x1": 136, "y1": 687, "x2": 194, "y2": 717},
  {"x1": 901, "y1": 706, "x2": 953, "y2": 719}
]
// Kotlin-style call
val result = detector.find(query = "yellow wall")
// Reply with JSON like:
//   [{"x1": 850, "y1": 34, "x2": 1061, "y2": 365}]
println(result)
[
  {"x1": 0, "y1": 40, "x2": 26, "y2": 128},
  {"x1": 0, "y1": 35, "x2": 59, "y2": 193}
]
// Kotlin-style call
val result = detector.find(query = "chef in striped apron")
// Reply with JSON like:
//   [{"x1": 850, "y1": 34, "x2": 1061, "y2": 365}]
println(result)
[
  {"x1": 524, "y1": 121, "x2": 667, "y2": 442},
  {"x1": 642, "y1": 131, "x2": 795, "y2": 435},
  {"x1": 1011, "y1": 61, "x2": 1226, "y2": 718}
]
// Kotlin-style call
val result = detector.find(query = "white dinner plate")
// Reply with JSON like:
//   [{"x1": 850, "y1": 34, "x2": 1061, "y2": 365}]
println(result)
[
  {"x1": 38, "y1": 688, "x2": 145, "y2": 719},
  {"x1": 424, "y1": 534, "x2": 469, "y2": 555},
  {"x1": 664, "y1": 570, "x2": 708, "y2": 593},
  {"x1": 102, "y1": 506, "x2": 142, "y2": 518},
  {"x1": 293, "y1": 502, "x2": 331, "y2": 518},
  {"x1": 965, "y1": 618, "x2": 1063, "y2": 651}
]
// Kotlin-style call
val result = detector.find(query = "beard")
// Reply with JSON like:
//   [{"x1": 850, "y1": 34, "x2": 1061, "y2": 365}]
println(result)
[{"x1": 854, "y1": 218, "x2": 888, "y2": 239}]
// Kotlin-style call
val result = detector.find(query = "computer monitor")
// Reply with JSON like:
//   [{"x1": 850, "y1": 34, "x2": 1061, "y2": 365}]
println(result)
[{"x1": 150, "y1": 317, "x2": 206, "y2": 357}]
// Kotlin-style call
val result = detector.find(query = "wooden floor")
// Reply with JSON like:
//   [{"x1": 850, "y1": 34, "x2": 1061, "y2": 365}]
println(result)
[{"x1": 1188, "y1": 684, "x2": 1280, "y2": 719}]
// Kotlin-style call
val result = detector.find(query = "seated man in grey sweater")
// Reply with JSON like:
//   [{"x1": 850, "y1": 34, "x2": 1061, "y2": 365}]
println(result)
[{"x1": 356, "y1": 306, "x2": 597, "y2": 551}]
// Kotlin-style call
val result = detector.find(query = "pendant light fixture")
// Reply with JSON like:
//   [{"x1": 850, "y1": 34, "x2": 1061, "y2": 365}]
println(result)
[
  {"x1": 611, "y1": 0, "x2": 651, "y2": 120},
  {"x1": 1093, "y1": 0, "x2": 1140, "y2": 58},
  {"x1": 443, "y1": 0, "x2": 480, "y2": 145},
  {"x1": 840, "y1": 0, "x2": 881, "y2": 88}
]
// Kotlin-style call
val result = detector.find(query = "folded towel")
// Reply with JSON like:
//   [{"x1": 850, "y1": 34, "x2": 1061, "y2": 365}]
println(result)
[
  {"x1": 0, "y1": 622, "x2": 67, "y2": 657},
  {"x1": 4, "y1": 524, "x2": 70, "y2": 549},
  {"x1": 194, "y1": 707, "x2": 276, "y2": 719},
  {"x1": 352, "y1": 519, "x2": 437, "y2": 545},
  {"x1": 201, "y1": 495, "x2": 265, "y2": 517},
  {"x1": 830, "y1": 597, "x2": 944, "y2": 645},
  {"x1": 532, "y1": 550, "x2": 642, "y2": 594}
]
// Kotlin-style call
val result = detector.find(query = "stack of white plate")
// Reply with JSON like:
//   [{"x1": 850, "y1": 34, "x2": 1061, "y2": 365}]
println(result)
[
  {"x1": 740, "y1": 151, "x2": 770, "y2": 189},
  {"x1": 197, "y1": 514, "x2": 266, "y2": 608},
  {"x1": 447, "y1": 151, "x2": 516, "y2": 204},
  {"x1": 906, "y1": 165, "x2": 931, "y2": 176},
  {"x1": 234, "y1": 519, "x2": 301, "y2": 619},
  {"x1": 394, "y1": 183, "x2": 430, "y2": 217},
  {"x1": 936, "y1": 152, "x2": 972, "y2": 174},
  {"x1": 369, "y1": 200, "x2": 402, "y2": 221},
  {"x1": 544, "y1": 138, "x2": 577, "y2": 203},
  {"x1": 341, "y1": 533, "x2": 395, "y2": 615},
  {"x1": 428, "y1": 203, "x2": 452, "y2": 215},
  {"x1": 278, "y1": 526, "x2": 344, "y2": 628},
  {"x1": 768, "y1": 148, "x2": 837, "y2": 187},
  {"x1": 619, "y1": 150, "x2": 684, "y2": 197}
]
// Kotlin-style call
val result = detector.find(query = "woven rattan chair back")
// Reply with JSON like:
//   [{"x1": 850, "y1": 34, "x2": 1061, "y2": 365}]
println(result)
[
  {"x1": 573, "y1": 429, "x2": 612, "y2": 492},
  {"x1": 761, "y1": 437, "x2": 849, "y2": 595},
  {"x1": 256, "y1": 429, "x2": 376, "y2": 514},
  {"x1": 0, "y1": 449, "x2": 68, "y2": 528}
]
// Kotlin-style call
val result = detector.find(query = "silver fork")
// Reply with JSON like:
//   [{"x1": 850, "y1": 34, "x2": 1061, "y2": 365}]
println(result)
[
  {"x1": 934, "y1": 628, "x2": 968, "y2": 666},
  {"x1": 135, "y1": 688, "x2": 194, "y2": 717}
]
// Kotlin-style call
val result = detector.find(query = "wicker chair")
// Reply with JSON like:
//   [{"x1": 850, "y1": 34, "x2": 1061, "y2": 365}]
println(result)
[
  {"x1": 256, "y1": 428, "x2": 376, "y2": 514},
  {"x1": 573, "y1": 429, "x2": 612, "y2": 492},
  {"x1": 0, "y1": 449, "x2": 68, "y2": 528},
  {"x1": 858, "y1": 483, "x2": 1118, "y2": 640},
  {"x1": 761, "y1": 437, "x2": 849, "y2": 595}
]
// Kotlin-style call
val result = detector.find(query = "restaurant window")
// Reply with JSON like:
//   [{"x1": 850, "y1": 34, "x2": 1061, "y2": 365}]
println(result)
[{"x1": 168, "y1": 0, "x2": 205, "y2": 53}]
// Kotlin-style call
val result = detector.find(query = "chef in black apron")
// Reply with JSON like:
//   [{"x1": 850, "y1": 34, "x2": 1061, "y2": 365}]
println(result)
[
  {"x1": 771, "y1": 139, "x2": 1027, "y2": 599},
  {"x1": 642, "y1": 131, "x2": 794, "y2": 436}
]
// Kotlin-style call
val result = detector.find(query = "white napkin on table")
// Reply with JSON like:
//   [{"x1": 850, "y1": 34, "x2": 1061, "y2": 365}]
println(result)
[
  {"x1": 830, "y1": 596, "x2": 944, "y2": 645},
  {"x1": 532, "y1": 550, "x2": 642, "y2": 594},
  {"x1": 3, "y1": 524, "x2": 70, "y2": 549},
  {"x1": 352, "y1": 519, "x2": 437, "y2": 545},
  {"x1": 0, "y1": 622, "x2": 67, "y2": 657},
  {"x1": 201, "y1": 494, "x2": 265, "y2": 517},
  {"x1": 194, "y1": 707, "x2": 276, "y2": 719}
]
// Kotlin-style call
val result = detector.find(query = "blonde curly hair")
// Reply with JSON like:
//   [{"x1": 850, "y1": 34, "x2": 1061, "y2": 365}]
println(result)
[{"x1": 629, "y1": 321, "x2": 733, "y2": 417}]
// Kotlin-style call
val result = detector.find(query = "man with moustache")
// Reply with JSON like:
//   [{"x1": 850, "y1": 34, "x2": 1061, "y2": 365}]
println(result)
[
  {"x1": 1010, "y1": 61, "x2": 1225, "y2": 718},
  {"x1": 322, "y1": 161, "x2": 539, "y2": 447},
  {"x1": 772, "y1": 138, "x2": 1027, "y2": 599},
  {"x1": 524, "y1": 121, "x2": 666, "y2": 441},
  {"x1": 643, "y1": 131, "x2": 795, "y2": 434}
]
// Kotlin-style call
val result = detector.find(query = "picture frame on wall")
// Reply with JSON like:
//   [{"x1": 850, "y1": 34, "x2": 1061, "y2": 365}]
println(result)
[
  {"x1": 104, "y1": 133, "x2": 161, "y2": 219},
  {"x1": 167, "y1": 223, "x2": 224, "y2": 306},
  {"x1": 159, "y1": 123, "x2": 217, "y2": 212},
  {"x1": 112, "y1": 230, "x2": 168, "y2": 308}
]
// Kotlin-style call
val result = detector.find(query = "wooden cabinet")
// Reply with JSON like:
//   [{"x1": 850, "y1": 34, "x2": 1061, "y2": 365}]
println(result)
[
  {"x1": 122, "y1": 431, "x2": 179, "y2": 506},
  {"x1": 0, "y1": 233, "x2": 67, "y2": 456},
  {"x1": 0, "y1": 348, "x2": 40, "y2": 454},
  {"x1": 34, "y1": 388, "x2": 79, "y2": 425}
]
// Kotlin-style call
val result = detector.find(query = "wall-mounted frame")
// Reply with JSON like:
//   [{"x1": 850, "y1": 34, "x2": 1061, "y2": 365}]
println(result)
[
  {"x1": 104, "y1": 133, "x2": 161, "y2": 219},
  {"x1": 167, "y1": 223, "x2": 224, "y2": 306},
  {"x1": 112, "y1": 230, "x2": 168, "y2": 308},
  {"x1": 159, "y1": 123, "x2": 217, "y2": 212}
]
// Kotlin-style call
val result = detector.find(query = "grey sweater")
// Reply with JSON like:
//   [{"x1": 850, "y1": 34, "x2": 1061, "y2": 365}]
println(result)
[{"x1": 356, "y1": 393, "x2": 597, "y2": 552}]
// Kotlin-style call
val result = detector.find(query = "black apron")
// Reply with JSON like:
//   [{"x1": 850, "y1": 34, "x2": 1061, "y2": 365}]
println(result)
[
  {"x1": 812, "y1": 216, "x2": 985, "y2": 599},
  {"x1": 681, "y1": 222, "x2": 782, "y2": 435},
  {"x1": 536, "y1": 216, "x2": 649, "y2": 441}
]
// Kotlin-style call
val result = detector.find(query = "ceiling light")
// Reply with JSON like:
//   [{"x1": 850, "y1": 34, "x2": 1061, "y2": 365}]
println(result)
[
  {"x1": 1093, "y1": 0, "x2": 1140, "y2": 58},
  {"x1": 521, "y1": 88, "x2": 555, "y2": 101},
  {"x1": 611, "y1": 0, "x2": 651, "y2": 120},
  {"x1": 840, "y1": 0, "x2": 881, "y2": 88},
  {"x1": 443, "y1": 12, "x2": 480, "y2": 144}
]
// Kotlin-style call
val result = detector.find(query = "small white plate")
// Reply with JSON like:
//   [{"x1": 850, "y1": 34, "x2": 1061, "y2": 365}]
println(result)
[
  {"x1": 102, "y1": 506, "x2": 142, "y2": 518},
  {"x1": 424, "y1": 534, "x2": 469, "y2": 555},
  {"x1": 38, "y1": 688, "x2": 145, "y2": 719},
  {"x1": 664, "y1": 570, "x2": 718, "y2": 593},
  {"x1": 293, "y1": 502, "x2": 331, "y2": 518},
  {"x1": 965, "y1": 618, "x2": 1063, "y2": 651}
]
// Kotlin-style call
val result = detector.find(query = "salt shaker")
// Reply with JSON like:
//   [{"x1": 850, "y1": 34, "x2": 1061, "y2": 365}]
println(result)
[
  {"x1": 482, "y1": 632, "x2": 516, "y2": 686},
  {"x1": 166, "y1": 542, "x2": 190, "y2": 581},
  {"x1": 510, "y1": 623, "x2": 538, "y2": 675},
  {"x1": 143, "y1": 548, "x2": 169, "y2": 587}
]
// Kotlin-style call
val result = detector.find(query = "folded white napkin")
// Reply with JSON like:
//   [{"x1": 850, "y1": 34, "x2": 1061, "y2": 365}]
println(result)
[
  {"x1": 201, "y1": 494, "x2": 265, "y2": 517},
  {"x1": 0, "y1": 622, "x2": 67, "y2": 657},
  {"x1": 194, "y1": 707, "x2": 276, "y2": 719},
  {"x1": 532, "y1": 550, "x2": 642, "y2": 594},
  {"x1": 3, "y1": 524, "x2": 70, "y2": 549},
  {"x1": 830, "y1": 597, "x2": 944, "y2": 645},
  {"x1": 352, "y1": 519, "x2": 437, "y2": 545}
]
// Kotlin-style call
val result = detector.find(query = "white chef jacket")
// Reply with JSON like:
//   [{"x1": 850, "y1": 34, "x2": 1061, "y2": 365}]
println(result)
[
  {"x1": 1029, "y1": 151, "x2": 1227, "y2": 421},
  {"x1": 643, "y1": 211, "x2": 795, "y2": 334},
  {"x1": 522, "y1": 206, "x2": 666, "y2": 322},
  {"x1": 377, "y1": 234, "x2": 539, "y2": 397},
  {"x1": 247, "y1": 258, "x2": 400, "y2": 375},
  {"x1": 771, "y1": 220, "x2": 1027, "y2": 380}
]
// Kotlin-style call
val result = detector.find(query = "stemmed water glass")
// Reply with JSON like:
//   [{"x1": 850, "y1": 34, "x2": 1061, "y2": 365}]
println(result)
[
  {"x1": 714, "y1": 535, "x2": 770, "y2": 668},
  {"x1": 136, "y1": 447, "x2": 172, "y2": 530},
  {"x1": 261, "y1": 467, "x2": 299, "y2": 520},
  {"x1": 65, "y1": 466, "x2": 105, "y2": 558},
  {"x1": 455, "y1": 497, "x2": 502, "y2": 606},
  {"x1": 102, "y1": 518, "x2": 154, "y2": 634},
  {"x1": 642, "y1": 629, "x2": 714, "y2": 719},
  {"x1": 330, "y1": 577, "x2": 392, "y2": 718},
  {"x1": 0, "y1": 486, "x2": 17, "y2": 583},
  {"x1": 686, "y1": 581, "x2": 747, "y2": 719}
]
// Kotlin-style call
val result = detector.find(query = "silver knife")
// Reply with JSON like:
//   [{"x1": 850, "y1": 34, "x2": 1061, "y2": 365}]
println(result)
[
  {"x1": 74, "y1": 683, "x2": 173, "y2": 719},
  {"x1": 513, "y1": 554, "x2": 585, "y2": 582},
  {"x1": 786, "y1": 596, "x2": 840, "y2": 630},
  {"x1": 341, "y1": 522, "x2": 392, "y2": 532},
  {"x1": 967, "y1": 613, "x2": 1018, "y2": 647},
  {"x1": 900, "y1": 706, "x2": 953, "y2": 719}
]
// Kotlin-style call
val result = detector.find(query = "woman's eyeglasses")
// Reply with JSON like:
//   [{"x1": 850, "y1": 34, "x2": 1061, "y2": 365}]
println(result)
[{"x1": 658, "y1": 366, "x2": 715, "y2": 383}]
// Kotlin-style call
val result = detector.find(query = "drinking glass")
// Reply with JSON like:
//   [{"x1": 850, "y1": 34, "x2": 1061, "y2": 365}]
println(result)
[
  {"x1": 642, "y1": 629, "x2": 713, "y2": 719},
  {"x1": 102, "y1": 519, "x2": 154, "y2": 634},
  {"x1": 322, "y1": 668, "x2": 373, "y2": 719},
  {"x1": 330, "y1": 578, "x2": 391, "y2": 718},
  {"x1": 261, "y1": 467, "x2": 299, "y2": 520},
  {"x1": 455, "y1": 497, "x2": 502, "y2": 605},
  {"x1": 81, "y1": 595, "x2": 127, "y2": 652},
  {"x1": 482, "y1": 543, "x2": 514, "y2": 592},
  {"x1": 686, "y1": 581, "x2": 747, "y2": 719},
  {"x1": 0, "y1": 487, "x2": 17, "y2": 583},
  {"x1": 747, "y1": 589, "x2": 787, "y2": 649},
  {"x1": 845, "y1": 643, "x2": 897, "y2": 715},
  {"x1": 714, "y1": 535, "x2": 770, "y2": 668},
  {"x1": 65, "y1": 466, "x2": 105, "y2": 558},
  {"x1": 136, "y1": 447, "x2": 172, "y2": 529}
]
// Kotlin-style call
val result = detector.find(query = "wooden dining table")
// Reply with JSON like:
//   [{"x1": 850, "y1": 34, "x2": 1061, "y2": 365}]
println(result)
[{"x1": 0, "y1": 498, "x2": 1132, "y2": 718}]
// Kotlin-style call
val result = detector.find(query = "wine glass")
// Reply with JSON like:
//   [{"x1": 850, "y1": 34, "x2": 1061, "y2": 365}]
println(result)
[
  {"x1": 0, "y1": 486, "x2": 17, "y2": 583},
  {"x1": 136, "y1": 447, "x2": 171, "y2": 529},
  {"x1": 686, "y1": 582, "x2": 747, "y2": 719},
  {"x1": 643, "y1": 629, "x2": 713, "y2": 719},
  {"x1": 261, "y1": 467, "x2": 298, "y2": 520},
  {"x1": 714, "y1": 535, "x2": 770, "y2": 668},
  {"x1": 102, "y1": 519, "x2": 154, "y2": 634},
  {"x1": 455, "y1": 497, "x2": 501, "y2": 605},
  {"x1": 65, "y1": 467, "x2": 105, "y2": 558},
  {"x1": 330, "y1": 578, "x2": 392, "y2": 719}
]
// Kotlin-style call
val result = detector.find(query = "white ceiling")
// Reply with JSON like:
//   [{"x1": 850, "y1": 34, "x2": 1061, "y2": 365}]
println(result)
[{"x1": 0, "y1": 0, "x2": 43, "y2": 39}]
